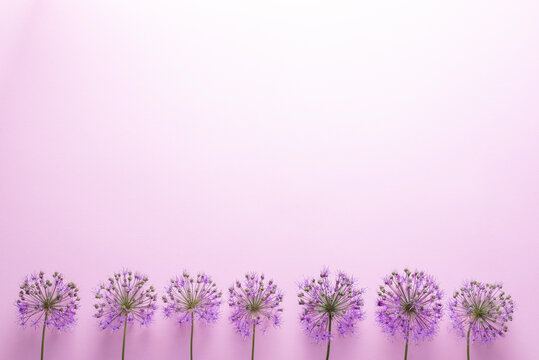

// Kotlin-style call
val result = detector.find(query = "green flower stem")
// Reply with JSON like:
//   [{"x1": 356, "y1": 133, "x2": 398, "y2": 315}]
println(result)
[
  {"x1": 404, "y1": 326, "x2": 410, "y2": 360},
  {"x1": 41, "y1": 312, "x2": 48, "y2": 360},
  {"x1": 467, "y1": 324, "x2": 472, "y2": 360},
  {"x1": 122, "y1": 317, "x2": 128, "y2": 360},
  {"x1": 404, "y1": 338, "x2": 409, "y2": 360},
  {"x1": 326, "y1": 315, "x2": 332, "y2": 360},
  {"x1": 251, "y1": 323, "x2": 256, "y2": 360},
  {"x1": 190, "y1": 312, "x2": 194, "y2": 360}
]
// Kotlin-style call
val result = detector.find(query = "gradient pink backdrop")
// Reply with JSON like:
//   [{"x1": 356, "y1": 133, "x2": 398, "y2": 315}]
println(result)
[{"x1": 1, "y1": 1, "x2": 538, "y2": 359}]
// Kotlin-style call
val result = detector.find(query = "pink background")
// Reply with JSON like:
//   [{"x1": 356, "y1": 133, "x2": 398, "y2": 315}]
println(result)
[{"x1": 1, "y1": 1, "x2": 538, "y2": 359}]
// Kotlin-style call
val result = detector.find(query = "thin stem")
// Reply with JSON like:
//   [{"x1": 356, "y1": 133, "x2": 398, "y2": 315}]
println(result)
[
  {"x1": 467, "y1": 324, "x2": 472, "y2": 360},
  {"x1": 122, "y1": 316, "x2": 128, "y2": 360},
  {"x1": 404, "y1": 338, "x2": 409, "y2": 360},
  {"x1": 326, "y1": 315, "x2": 332, "y2": 360},
  {"x1": 251, "y1": 323, "x2": 256, "y2": 360},
  {"x1": 190, "y1": 312, "x2": 194, "y2": 360},
  {"x1": 41, "y1": 312, "x2": 48, "y2": 360},
  {"x1": 404, "y1": 325, "x2": 410, "y2": 360}
]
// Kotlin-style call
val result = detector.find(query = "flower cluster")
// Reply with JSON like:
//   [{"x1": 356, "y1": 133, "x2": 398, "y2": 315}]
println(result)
[
  {"x1": 14, "y1": 267, "x2": 516, "y2": 360},
  {"x1": 298, "y1": 269, "x2": 365, "y2": 342},
  {"x1": 376, "y1": 269, "x2": 443, "y2": 342},
  {"x1": 94, "y1": 270, "x2": 157, "y2": 330},
  {"x1": 16, "y1": 271, "x2": 80, "y2": 330},
  {"x1": 163, "y1": 271, "x2": 222, "y2": 325},
  {"x1": 228, "y1": 273, "x2": 283, "y2": 337},
  {"x1": 448, "y1": 281, "x2": 514, "y2": 343}
]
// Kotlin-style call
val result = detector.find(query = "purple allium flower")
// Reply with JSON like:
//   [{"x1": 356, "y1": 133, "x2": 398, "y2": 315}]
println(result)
[
  {"x1": 17, "y1": 271, "x2": 80, "y2": 329},
  {"x1": 163, "y1": 271, "x2": 222, "y2": 324},
  {"x1": 94, "y1": 270, "x2": 157, "y2": 360},
  {"x1": 376, "y1": 269, "x2": 443, "y2": 359},
  {"x1": 448, "y1": 281, "x2": 514, "y2": 359},
  {"x1": 228, "y1": 273, "x2": 283, "y2": 359},
  {"x1": 163, "y1": 271, "x2": 222, "y2": 360},
  {"x1": 298, "y1": 269, "x2": 365, "y2": 360},
  {"x1": 16, "y1": 271, "x2": 80, "y2": 359}
]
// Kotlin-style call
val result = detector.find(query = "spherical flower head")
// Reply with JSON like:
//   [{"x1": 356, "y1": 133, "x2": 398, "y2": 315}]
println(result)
[
  {"x1": 228, "y1": 273, "x2": 284, "y2": 337},
  {"x1": 298, "y1": 268, "x2": 366, "y2": 343},
  {"x1": 94, "y1": 270, "x2": 157, "y2": 331},
  {"x1": 162, "y1": 271, "x2": 222, "y2": 325},
  {"x1": 376, "y1": 268, "x2": 443, "y2": 342},
  {"x1": 448, "y1": 281, "x2": 514, "y2": 343},
  {"x1": 16, "y1": 271, "x2": 80, "y2": 330}
]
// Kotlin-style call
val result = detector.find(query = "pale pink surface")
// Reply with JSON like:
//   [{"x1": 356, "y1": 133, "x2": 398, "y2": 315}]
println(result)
[{"x1": 0, "y1": 1, "x2": 538, "y2": 359}]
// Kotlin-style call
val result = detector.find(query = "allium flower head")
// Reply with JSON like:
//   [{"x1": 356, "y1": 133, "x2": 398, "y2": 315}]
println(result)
[
  {"x1": 94, "y1": 270, "x2": 157, "y2": 330},
  {"x1": 228, "y1": 273, "x2": 283, "y2": 337},
  {"x1": 298, "y1": 269, "x2": 365, "y2": 343},
  {"x1": 16, "y1": 271, "x2": 80, "y2": 330},
  {"x1": 163, "y1": 271, "x2": 222, "y2": 325},
  {"x1": 448, "y1": 281, "x2": 514, "y2": 343},
  {"x1": 376, "y1": 268, "x2": 443, "y2": 342}
]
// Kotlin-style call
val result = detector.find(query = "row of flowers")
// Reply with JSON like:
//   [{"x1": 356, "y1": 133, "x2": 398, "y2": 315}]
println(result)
[{"x1": 17, "y1": 269, "x2": 514, "y2": 360}]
